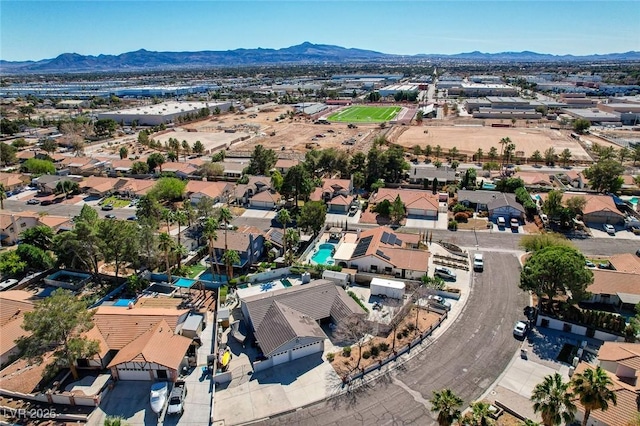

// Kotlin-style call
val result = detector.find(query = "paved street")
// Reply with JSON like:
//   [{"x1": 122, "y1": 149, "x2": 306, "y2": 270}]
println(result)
[{"x1": 260, "y1": 252, "x2": 529, "y2": 425}]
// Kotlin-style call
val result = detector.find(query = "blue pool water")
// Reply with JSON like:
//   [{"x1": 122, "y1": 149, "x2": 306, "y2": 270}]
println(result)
[
  {"x1": 311, "y1": 243, "x2": 335, "y2": 265},
  {"x1": 199, "y1": 272, "x2": 228, "y2": 284},
  {"x1": 482, "y1": 183, "x2": 497, "y2": 190},
  {"x1": 174, "y1": 277, "x2": 196, "y2": 288},
  {"x1": 113, "y1": 298, "x2": 135, "y2": 307},
  {"x1": 630, "y1": 196, "x2": 639, "y2": 205},
  {"x1": 38, "y1": 286, "x2": 57, "y2": 297}
]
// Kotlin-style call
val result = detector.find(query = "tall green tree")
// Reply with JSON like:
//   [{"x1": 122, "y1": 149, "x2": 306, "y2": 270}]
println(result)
[
  {"x1": 276, "y1": 209, "x2": 292, "y2": 262},
  {"x1": 0, "y1": 183, "x2": 6, "y2": 210},
  {"x1": 94, "y1": 118, "x2": 118, "y2": 138},
  {"x1": 571, "y1": 366, "x2": 617, "y2": 426},
  {"x1": 583, "y1": 159, "x2": 624, "y2": 194},
  {"x1": 119, "y1": 146, "x2": 129, "y2": 160},
  {"x1": 41, "y1": 138, "x2": 58, "y2": 154},
  {"x1": 20, "y1": 225, "x2": 54, "y2": 251},
  {"x1": 0, "y1": 142, "x2": 17, "y2": 166},
  {"x1": 218, "y1": 207, "x2": 233, "y2": 277},
  {"x1": 55, "y1": 180, "x2": 79, "y2": 198},
  {"x1": 22, "y1": 158, "x2": 55, "y2": 175},
  {"x1": 158, "y1": 232, "x2": 175, "y2": 284},
  {"x1": 0, "y1": 250, "x2": 27, "y2": 276},
  {"x1": 192, "y1": 140, "x2": 204, "y2": 155},
  {"x1": 531, "y1": 373, "x2": 576, "y2": 426},
  {"x1": 131, "y1": 161, "x2": 150, "y2": 174},
  {"x1": 559, "y1": 149, "x2": 572, "y2": 167},
  {"x1": 531, "y1": 150, "x2": 543, "y2": 166},
  {"x1": 203, "y1": 217, "x2": 221, "y2": 277},
  {"x1": 464, "y1": 401, "x2": 496, "y2": 426},
  {"x1": 430, "y1": 389, "x2": 463, "y2": 426},
  {"x1": 573, "y1": 118, "x2": 591, "y2": 134},
  {"x1": 223, "y1": 250, "x2": 240, "y2": 280},
  {"x1": 136, "y1": 195, "x2": 162, "y2": 225},
  {"x1": 520, "y1": 245, "x2": 593, "y2": 307},
  {"x1": 298, "y1": 201, "x2": 326, "y2": 234},
  {"x1": 147, "y1": 152, "x2": 166, "y2": 173},
  {"x1": 16, "y1": 244, "x2": 54, "y2": 270},
  {"x1": 390, "y1": 195, "x2": 405, "y2": 224},
  {"x1": 150, "y1": 177, "x2": 186, "y2": 202},
  {"x1": 20, "y1": 288, "x2": 99, "y2": 380},
  {"x1": 544, "y1": 147, "x2": 557, "y2": 166},
  {"x1": 281, "y1": 165, "x2": 313, "y2": 207},
  {"x1": 247, "y1": 144, "x2": 277, "y2": 175},
  {"x1": 98, "y1": 219, "x2": 139, "y2": 279}
]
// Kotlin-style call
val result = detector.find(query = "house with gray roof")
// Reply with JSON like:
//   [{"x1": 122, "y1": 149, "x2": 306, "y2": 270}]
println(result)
[
  {"x1": 240, "y1": 280, "x2": 366, "y2": 367},
  {"x1": 457, "y1": 190, "x2": 525, "y2": 221},
  {"x1": 407, "y1": 165, "x2": 459, "y2": 186}
]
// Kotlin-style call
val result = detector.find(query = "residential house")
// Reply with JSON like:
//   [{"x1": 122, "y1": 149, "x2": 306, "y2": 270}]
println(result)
[
  {"x1": 512, "y1": 172, "x2": 552, "y2": 187},
  {"x1": 88, "y1": 306, "x2": 191, "y2": 381},
  {"x1": 620, "y1": 175, "x2": 640, "y2": 194},
  {"x1": 81, "y1": 176, "x2": 121, "y2": 197},
  {"x1": 327, "y1": 194, "x2": 355, "y2": 213},
  {"x1": 564, "y1": 193, "x2": 624, "y2": 224},
  {"x1": 587, "y1": 269, "x2": 640, "y2": 312},
  {"x1": 240, "y1": 280, "x2": 366, "y2": 367},
  {"x1": 0, "y1": 172, "x2": 29, "y2": 192},
  {"x1": 457, "y1": 190, "x2": 525, "y2": 221},
  {"x1": 264, "y1": 228, "x2": 285, "y2": 257},
  {"x1": 572, "y1": 342, "x2": 640, "y2": 426},
  {"x1": 0, "y1": 212, "x2": 40, "y2": 245},
  {"x1": 309, "y1": 178, "x2": 352, "y2": 203},
  {"x1": 369, "y1": 188, "x2": 439, "y2": 218},
  {"x1": 33, "y1": 175, "x2": 81, "y2": 195},
  {"x1": 407, "y1": 165, "x2": 458, "y2": 187},
  {"x1": 106, "y1": 159, "x2": 134, "y2": 175},
  {"x1": 0, "y1": 290, "x2": 35, "y2": 366},
  {"x1": 59, "y1": 157, "x2": 106, "y2": 175},
  {"x1": 115, "y1": 178, "x2": 156, "y2": 198},
  {"x1": 274, "y1": 158, "x2": 300, "y2": 175},
  {"x1": 210, "y1": 225, "x2": 265, "y2": 272},
  {"x1": 337, "y1": 228, "x2": 430, "y2": 279},
  {"x1": 233, "y1": 176, "x2": 272, "y2": 205},
  {"x1": 562, "y1": 170, "x2": 585, "y2": 189},
  {"x1": 160, "y1": 162, "x2": 198, "y2": 179},
  {"x1": 186, "y1": 180, "x2": 233, "y2": 205},
  {"x1": 220, "y1": 161, "x2": 246, "y2": 179},
  {"x1": 249, "y1": 189, "x2": 282, "y2": 210}
]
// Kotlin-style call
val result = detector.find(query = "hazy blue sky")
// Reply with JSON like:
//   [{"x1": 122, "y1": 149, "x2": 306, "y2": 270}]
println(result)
[{"x1": 1, "y1": 1, "x2": 639, "y2": 61}]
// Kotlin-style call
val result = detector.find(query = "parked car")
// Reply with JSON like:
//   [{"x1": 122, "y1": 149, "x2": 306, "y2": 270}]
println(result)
[
  {"x1": 510, "y1": 218, "x2": 519, "y2": 230},
  {"x1": 348, "y1": 205, "x2": 359, "y2": 216},
  {"x1": 513, "y1": 321, "x2": 528, "y2": 337},
  {"x1": 603, "y1": 224, "x2": 616, "y2": 235},
  {"x1": 473, "y1": 253, "x2": 484, "y2": 271},
  {"x1": 105, "y1": 214, "x2": 116, "y2": 219},
  {"x1": 629, "y1": 224, "x2": 640, "y2": 235},
  {"x1": 434, "y1": 266, "x2": 457, "y2": 280},
  {"x1": 166, "y1": 380, "x2": 187, "y2": 415},
  {"x1": 585, "y1": 260, "x2": 596, "y2": 268},
  {"x1": 127, "y1": 215, "x2": 137, "y2": 221},
  {"x1": 497, "y1": 217, "x2": 506, "y2": 228},
  {"x1": 41, "y1": 199, "x2": 53, "y2": 206},
  {"x1": 427, "y1": 295, "x2": 451, "y2": 310},
  {"x1": 26, "y1": 198, "x2": 40, "y2": 205},
  {"x1": 101, "y1": 204, "x2": 114, "y2": 211}
]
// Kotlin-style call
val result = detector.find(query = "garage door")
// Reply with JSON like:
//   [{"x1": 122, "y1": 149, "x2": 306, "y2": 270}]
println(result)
[
  {"x1": 271, "y1": 351, "x2": 290, "y2": 366},
  {"x1": 116, "y1": 368, "x2": 152, "y2": 381},
  {"x1": 291, "y1": 341, "x2": 323, "y2": 360},
  {"x1": 251, "y1": 201, "x2": 271, "y2": 209}
]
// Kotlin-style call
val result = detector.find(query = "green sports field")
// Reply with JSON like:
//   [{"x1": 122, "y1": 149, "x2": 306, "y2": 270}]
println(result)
[{"x1": 327, "y1": 106, "x2": 401, "y2": 123}]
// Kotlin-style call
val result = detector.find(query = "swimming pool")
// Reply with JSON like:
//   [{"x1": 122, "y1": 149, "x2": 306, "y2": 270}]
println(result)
[
  {"x1": 630, "y1": 196, "x2": 639, "y2": 205},
  {"x1": 113, "y1": 298, "x2": 135, "y2": 307},
  {"x1": 482, "y1": 182, "x2": 497, "y2": 190},
  {"x1": 174, "y1": 277, "x2": 196, "y2": 288},
  {"x1": 311, "y1": 243, "x2": 335, "y2": 265},
  {"x1": 199, "y1": 272, "x2": 228, "y2": 284}
]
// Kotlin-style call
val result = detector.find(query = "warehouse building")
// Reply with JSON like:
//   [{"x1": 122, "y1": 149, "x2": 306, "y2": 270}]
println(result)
[
  {"x1": 97, "y1": 101, "x2": 232, "y2": 126},
  {"x1": 378, "y1": 84, "x2": 419, "y2": 97}
]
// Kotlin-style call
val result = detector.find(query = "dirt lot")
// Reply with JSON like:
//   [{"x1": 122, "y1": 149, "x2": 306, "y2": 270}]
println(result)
[
  {"x1": 329, "y1": 307, "x2": 442, "y2": 376},
  {"x1": 392, "y1": 125, "x2": 593, "y2": 162}
]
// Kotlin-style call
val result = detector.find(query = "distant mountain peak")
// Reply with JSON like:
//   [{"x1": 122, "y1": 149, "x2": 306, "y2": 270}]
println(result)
[{"x1": 2, "y1": 43, "x2": 639, "y2": 74}]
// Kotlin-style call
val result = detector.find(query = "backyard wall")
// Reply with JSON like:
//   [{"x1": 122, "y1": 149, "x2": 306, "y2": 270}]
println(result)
[
  {"x1": 536, "y1": 314, "x2": 625, "y2": 342},
  {"x1": 247, "y1": 267, "x2": 291, "y2": 284}
]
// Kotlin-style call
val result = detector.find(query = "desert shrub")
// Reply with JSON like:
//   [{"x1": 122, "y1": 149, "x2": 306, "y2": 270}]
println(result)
[
  {"x1": 454, "y1": 212, "x2": 469, "y2": 223},
  {"x1": 370, "y1": 345, "x2": 380, "y2": 357},
  {"x1": 342, "y1": 346, "x2": 352, "y2": 357},
  {"x1": 448, "y1": 220, "x2": 458, "y2": 230},
  {"x1": 362, "y1": 351, "x2": 371, "y2": 359},
  {"x1": 397, "y1": 332, "x2": 404, "y2": 340},
  {"x1": 452, "y1": 203, "x2": 469, "y2": 213},
  {"x1": 407, "y1": 323, "x2": 416, "y2": 332},
  {"x1": 379, "y1": 342, "x2": 389, "y2": 352},
  {"x1": 326, "y1": 353, "x2": 335, "y2": 362}
]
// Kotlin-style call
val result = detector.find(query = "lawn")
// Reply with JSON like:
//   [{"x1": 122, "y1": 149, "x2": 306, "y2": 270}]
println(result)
[
  {"x1": 327, "y1": 106, "x2": 401, "y2": 123},
  {"x1": 101, "y1": 196, "x2": 131, "y2": 208},
  {"x1": 187, "y1": 264, "x2": 207, "y2": 278}
]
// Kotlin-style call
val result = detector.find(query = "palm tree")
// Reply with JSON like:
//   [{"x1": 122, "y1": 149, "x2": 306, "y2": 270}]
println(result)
[
  {"x1": 0, "y1": 184, "x2": 6, "y2": 210},
  {"x1": 284, "y1": 228, "x2": 299, "y2": 266},
  {"x1": 103, "y1": 417, "x2": 124, "y2": 426},
  {"x1": 475, "y1": 148, "x2": 483, "y2": 163},
  {"x1": 161, "y1": 208, "x2": 174, "y2": 234},
  {"x1": 174, "y1": 209, "x2": 187, "y2": 249},
  {"x1": 223, "y1": 250, "x2": 240, "y2": 281},
  {"x1": 571, "y1": 366, "x2": 617, "y2": 426},
  {"x1": 531, "y1": 373, "x2": 576, "y2": 426},
  {"x1": 465, "y1": 401, "x2": 495, "y2": 426},
  {"x1": 158, "y1": 233, "x2": 174, "y2": 284},
  {"x1": 203, "y1": 218, "x2": 221, "y2": 278},
  {"x1": 218, "y1": 207, "x2": 233, "y2": 276},
  {"x1": 499, "y1": 137, "x2": 511, "y2": 167},
  {"x1": 430, "y1": 389, "x2": 463, "y2": 426},
  {"x1": 276, "y1": 209, "x2": 292, "y2": 261}
]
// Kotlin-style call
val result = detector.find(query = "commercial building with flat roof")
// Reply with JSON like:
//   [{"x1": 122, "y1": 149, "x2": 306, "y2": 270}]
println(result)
[
  {"x1": 379, "y1": 84, "x2": 419, "y2": 97},
  {"x1": 97, "y1": 101, "x2": 232, "y2": 125}
]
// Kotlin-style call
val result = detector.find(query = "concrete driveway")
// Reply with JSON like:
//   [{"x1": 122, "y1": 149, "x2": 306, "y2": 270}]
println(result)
[
  {"x1": 326, "y1": 210, "x2": 361, "y2": 225},
  {"x1": 88, "y1": 381, "x2": 160, "y2": 426},
  {"x1": 241, "y1": 208, "x2": 276, "y2": 219}
]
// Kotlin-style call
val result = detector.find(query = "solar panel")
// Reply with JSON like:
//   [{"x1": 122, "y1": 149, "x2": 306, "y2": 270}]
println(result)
[
  {"x1": 353, "y1": 235, "x2": 373, "y2": 258},
  {"x1": 376, "y1": 250, "x2": 391, "y2": 261},
  {"x1": 395, "y1": 238, "x2": 402, "y2": 246},
  {"x1": 381, "y1": 231, "x2": 390, "y2": 244},
  {"x1": 270, "y1": 230, "x2": 284, "y2": 246},
  {"x1": 388, "y1": 233, "x2": 397, "y2": 245}
]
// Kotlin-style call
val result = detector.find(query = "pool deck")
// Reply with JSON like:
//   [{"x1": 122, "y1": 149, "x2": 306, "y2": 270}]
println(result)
[{"x1": 305, "y1": 231, "x2": 358, "y2": 265}]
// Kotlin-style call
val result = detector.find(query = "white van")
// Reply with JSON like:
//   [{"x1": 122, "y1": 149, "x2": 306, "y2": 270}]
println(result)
[{"x1": 497, "y1": 217, "x2": 506, "y2": 228}]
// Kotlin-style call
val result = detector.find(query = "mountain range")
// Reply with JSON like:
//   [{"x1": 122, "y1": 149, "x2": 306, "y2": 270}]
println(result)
[{"x1": 1, "y1": 42, "x2": 639, "y2": 74}]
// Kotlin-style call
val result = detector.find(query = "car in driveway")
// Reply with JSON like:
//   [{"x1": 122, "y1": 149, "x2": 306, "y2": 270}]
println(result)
[
  {"x1": 434, "y1": 266, "x2": 457, "y2": 281},
  {"x1": 427, "y1": 295, "x2": 451, "y2": 310},
  {"x1": 167, "y1": 380, "x2": 187, "y2": 415},
  {"x1": 513, "y1": 321, "x2": 528, "y2": 337},
  {"x1": 603, "y1": 224, "x2": 616, "y2": 235},
  {"x1": 26, "y1": 198, "x2": 40, "y2": 205},
  {"x1": 101, "y1": 204, "x2": 114, "y2": 211}
]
